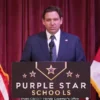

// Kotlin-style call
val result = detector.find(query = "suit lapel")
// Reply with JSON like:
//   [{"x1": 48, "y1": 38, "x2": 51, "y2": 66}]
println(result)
[
  {"x1": 38, "y1": 32, "x2": 50, "y2": 60},
  {"x1": 57, "y1": 32, "x2": 68, "y2": 61}
]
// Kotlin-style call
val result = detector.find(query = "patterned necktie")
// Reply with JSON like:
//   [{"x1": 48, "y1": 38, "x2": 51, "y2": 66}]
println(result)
[{"x1": 49, "y1": 35, "x2": 56, "y2": 61}]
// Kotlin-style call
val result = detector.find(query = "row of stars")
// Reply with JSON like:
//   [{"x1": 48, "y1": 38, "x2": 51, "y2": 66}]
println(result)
[
  {"x1": 23, "y1": 71, "x2": 36, "y2": 78},
  {"x1": 22, "y1": 70, "x2": 80, "y2": 79}
]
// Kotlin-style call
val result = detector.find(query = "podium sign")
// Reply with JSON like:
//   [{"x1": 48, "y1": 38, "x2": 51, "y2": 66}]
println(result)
[{"x1": 12, "y1": 62, "x2": 90, "y2": 98}]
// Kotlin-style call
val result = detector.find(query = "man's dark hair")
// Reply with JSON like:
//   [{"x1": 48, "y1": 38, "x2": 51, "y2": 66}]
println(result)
[{"x1": 42, "y1": 6, "x2": 63, "y2": 19}]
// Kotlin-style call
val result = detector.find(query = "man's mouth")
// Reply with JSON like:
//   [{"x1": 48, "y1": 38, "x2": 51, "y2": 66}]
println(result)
[{"x1": 50, "y1": 27, "x2": 56, "y2": 30}]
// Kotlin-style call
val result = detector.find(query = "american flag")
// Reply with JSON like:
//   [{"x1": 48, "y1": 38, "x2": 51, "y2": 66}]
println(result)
[
  {"x1": 0, "y1": 65, "x2": 9, "y2": 100},
  {"x1": 91, "y1": 47, "x2": 100, "y2": 97}
]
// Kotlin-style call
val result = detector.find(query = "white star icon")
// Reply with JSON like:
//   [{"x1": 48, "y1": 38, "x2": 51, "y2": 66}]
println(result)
[
  {"x1": 29, "y1": 71, "x2": 36, "y2": 77},
  {"x1": 22, "y1": 73, "x2": 27, "y2": 78},
  {"x1": 46, "y1": 65, "x2": 56, "y2": 75},
  {"x1": 76, "y1": 74, "x2": 80, "y2": 78},
  {"x1": 66, "y1": 70, "x2": 73, "y2": 77}
]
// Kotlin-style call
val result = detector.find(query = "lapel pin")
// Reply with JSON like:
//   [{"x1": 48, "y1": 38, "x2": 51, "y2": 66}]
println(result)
[{"x1": 65, "y1": 39, "x2": 68, "y2": 42}]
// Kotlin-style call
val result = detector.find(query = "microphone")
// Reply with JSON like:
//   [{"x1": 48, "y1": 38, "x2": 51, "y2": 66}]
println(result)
[
  {"x1": 49, "y1": 41, "x2": 54, "y2": 50},
  {"x1": 49, "y1": 41, "x2": 54, "y2": 61}
]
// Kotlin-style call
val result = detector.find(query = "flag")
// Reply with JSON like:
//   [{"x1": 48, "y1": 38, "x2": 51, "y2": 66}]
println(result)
[
  {"x1": 91, "y1": 48, "x2": 100, "y2": 97},
  {"x1": 0, "y1": 65, "x2": 9, "y2": 100}
]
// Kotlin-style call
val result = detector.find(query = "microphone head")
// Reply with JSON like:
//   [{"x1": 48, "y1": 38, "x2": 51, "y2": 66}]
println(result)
[{"x1": 49, "y1": 41, "x2": 54, "y2": 49}]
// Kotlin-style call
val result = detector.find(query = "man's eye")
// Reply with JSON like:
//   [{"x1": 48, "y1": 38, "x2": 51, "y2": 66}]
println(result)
[
  {"x1": 54, "y1": 19, "x2": 58, "y2": 21},
  {"x1": 46, "y1": 19, "x2": 51, "y2": 21}
]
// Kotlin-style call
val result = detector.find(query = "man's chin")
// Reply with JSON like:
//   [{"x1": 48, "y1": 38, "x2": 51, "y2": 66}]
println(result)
[{"x1": 49, "y1": 30, "x2": 58, "y2": 34}]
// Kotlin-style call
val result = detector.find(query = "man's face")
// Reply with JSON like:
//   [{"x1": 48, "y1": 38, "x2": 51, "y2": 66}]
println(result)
[{"x1": 42, "y1": 11, "x2": 63, "y2": 34}]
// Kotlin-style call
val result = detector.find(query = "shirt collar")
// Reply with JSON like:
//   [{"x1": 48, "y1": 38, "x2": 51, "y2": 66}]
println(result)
[{"x1": 46, "y1": 29, "x2": 61, "y2": 41}]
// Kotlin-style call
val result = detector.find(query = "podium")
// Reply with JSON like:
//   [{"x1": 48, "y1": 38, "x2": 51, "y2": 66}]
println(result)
[{"x1": 12, "y1": 62, "x2": 90, "y2": 98}]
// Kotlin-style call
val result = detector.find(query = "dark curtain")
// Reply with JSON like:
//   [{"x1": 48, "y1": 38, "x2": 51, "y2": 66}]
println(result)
[{"x1": 0, "y1": 0, "x2": 100, "y2": 100}]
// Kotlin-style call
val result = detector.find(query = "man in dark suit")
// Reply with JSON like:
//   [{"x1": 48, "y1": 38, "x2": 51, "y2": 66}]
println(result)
[{"x1": 21, "y1": 6, "x2": 86, "y2": 62}]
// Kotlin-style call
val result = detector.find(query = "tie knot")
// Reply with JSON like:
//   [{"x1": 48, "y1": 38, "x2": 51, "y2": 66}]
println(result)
[{"x1": 50, "y1": 35, "x2": 55, "y2": 41}]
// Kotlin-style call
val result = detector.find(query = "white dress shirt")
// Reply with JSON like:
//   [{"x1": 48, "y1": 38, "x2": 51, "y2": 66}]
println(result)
[{"x1": 46, "y1": 29, "x2": 61, "y2": 57}]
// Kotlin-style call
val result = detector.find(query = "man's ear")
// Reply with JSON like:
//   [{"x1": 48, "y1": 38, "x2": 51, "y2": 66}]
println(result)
[
  {"x1": 60, "y1": 17, "x2": 63, "y2": 25},
  {"x1": 42, "y1": 19, "x2": 45, "y2": 25}
]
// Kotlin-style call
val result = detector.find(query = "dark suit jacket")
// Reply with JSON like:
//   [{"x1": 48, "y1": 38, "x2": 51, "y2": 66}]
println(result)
[{"x1": 21, "y1": 31, "x2": 86, "y2": 61}]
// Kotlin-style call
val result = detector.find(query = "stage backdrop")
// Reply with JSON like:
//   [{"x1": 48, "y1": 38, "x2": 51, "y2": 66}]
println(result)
[{"x1": 0, "y1": 0, "x2": 100, "y2": 100}]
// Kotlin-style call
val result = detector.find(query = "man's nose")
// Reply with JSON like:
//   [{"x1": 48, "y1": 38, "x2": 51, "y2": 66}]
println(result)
[{"x1": 50, "y1": 20, "x2": 55, "y2": 25}]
